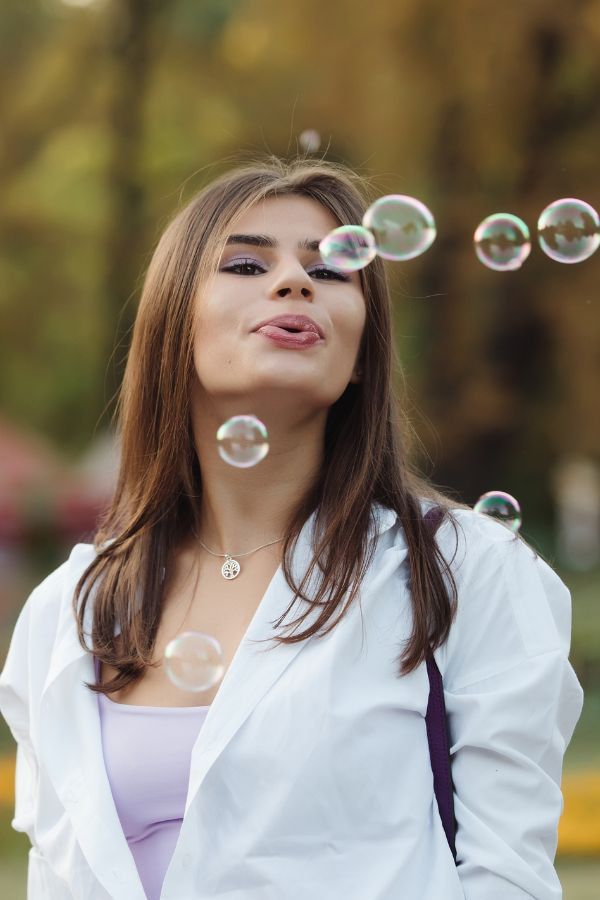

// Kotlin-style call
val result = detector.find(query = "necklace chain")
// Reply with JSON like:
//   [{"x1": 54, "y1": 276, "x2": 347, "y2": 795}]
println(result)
[
  {"x1": 193, "y1": 528, "x2": 284, "y2": 580},
  {"x1": 195, "y1": 534, "x2": 284, "y2": 559}
]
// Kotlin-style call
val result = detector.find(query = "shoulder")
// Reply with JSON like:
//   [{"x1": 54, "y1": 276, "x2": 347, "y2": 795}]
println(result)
[
  {"x1": 0, "y1": 542, "x2": 98, "y2": 735},
  {"x1": 423, "y1": 506, "x2": 572, "y2": 688},
  {"x1": 1, "y1": 543, "x2": 99, "y2": 672},
  {"x1": 434, "y1": 504, "x2": 560, "y2": 595},
  {"x1": 434, "y1": 503, "x2": 522, "y2": 557},
  {"x1": 382, "y1": 500, "x2": 572, "y2": 687}
]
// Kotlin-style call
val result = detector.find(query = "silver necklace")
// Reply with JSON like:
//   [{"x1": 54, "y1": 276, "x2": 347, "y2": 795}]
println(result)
[{"x1": 196, "y1": 533, "x2": 284, "y2": 580}]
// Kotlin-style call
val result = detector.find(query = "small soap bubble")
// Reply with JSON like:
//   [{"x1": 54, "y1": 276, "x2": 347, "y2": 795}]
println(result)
[
  {"x1": 362, "y1": 195, "x2": 436, "y2": 261},
  {"x1": 299, "y1": 129, "x2": 321, "y2": 153},
  {"x1": 473, "y1": 214, "x2": 531, "y2": 271},
  {"x1": 164, "y1": 631, "x2": 225, "y2": 693},
  {"x1": 473, "y1": 490, "x2": 522, "y2": 533},
  {"x1": 319, "y1": 225, "x2": 377, "y2": 272},
  {"x1": 537, "y1": 198, "x2": 600, "y2": 263},
  {"x1": 216, "y1": 415, "x2": 269, "y2": 468}
]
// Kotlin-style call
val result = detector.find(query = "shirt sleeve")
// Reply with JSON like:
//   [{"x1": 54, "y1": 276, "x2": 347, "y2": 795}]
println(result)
[
  {"x1": 0, "y1": 592, "x2": 39, "y2": 847},
  {"x1": 12, "y1": 740, "x2": 39, "y2": 844},
  {"x1": 433, "y1": 510, "x2": 584, "y2": 899}
]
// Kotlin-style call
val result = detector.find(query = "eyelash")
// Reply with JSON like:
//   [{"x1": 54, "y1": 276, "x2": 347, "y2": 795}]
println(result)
[{"x1": 221, "y1": 259, "x2": 350, "y2": 282}]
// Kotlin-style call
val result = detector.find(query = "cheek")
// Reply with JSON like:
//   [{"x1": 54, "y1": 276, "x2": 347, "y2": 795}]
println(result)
[
  {"x1": 335, "y1": 296, "x2": 366, "y2": 353},
  {"x1": 191, "y1": 290, "x2": 250, "y2": 385},
  {"x1": 192, "y1": 291, "x2": 233, "y2": 354},
  {"x1": 192, "y1": 315, "x2": 229, "y2": 384}
]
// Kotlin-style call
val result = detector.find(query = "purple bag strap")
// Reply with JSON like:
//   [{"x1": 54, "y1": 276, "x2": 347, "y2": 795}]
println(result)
[{"x1": 423, "y1": 506, "x2": 458, "y2": 862}]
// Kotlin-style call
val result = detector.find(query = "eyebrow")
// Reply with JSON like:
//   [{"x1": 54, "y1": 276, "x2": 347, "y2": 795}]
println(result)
[{"x1": 225, "y1": 233, "x2": 321, "y2": 252}]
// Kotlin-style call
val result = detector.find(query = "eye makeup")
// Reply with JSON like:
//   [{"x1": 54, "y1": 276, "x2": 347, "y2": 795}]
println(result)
[{"x1": 219, "y1": 257, "x2": 351, "y2": 282}]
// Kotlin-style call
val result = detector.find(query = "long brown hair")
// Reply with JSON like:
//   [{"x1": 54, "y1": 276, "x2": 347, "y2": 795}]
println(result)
[{"x1": 75, "y1": 155, "x2": 464, "y2": 696}]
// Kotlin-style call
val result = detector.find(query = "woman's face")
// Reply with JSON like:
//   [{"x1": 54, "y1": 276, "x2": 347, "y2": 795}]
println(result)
[{"x1": 192, "y1": 194, "x2": 367, "y2": 417}]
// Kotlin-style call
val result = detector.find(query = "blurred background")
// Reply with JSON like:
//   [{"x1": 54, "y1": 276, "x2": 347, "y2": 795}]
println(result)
[{"x1": 0, "y1": 0, "x2": 598, "y2": 894}]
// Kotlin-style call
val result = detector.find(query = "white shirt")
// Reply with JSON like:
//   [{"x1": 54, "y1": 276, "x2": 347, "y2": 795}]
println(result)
[{"x1": 0, "y1": 502, "x2": 584, "y2": 899}]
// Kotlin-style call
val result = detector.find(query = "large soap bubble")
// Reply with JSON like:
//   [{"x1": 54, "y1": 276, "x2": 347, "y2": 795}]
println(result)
[
  {"x1": 473, "y1": 213, "x2": 531, "y2": 271},
  {"x1": 537, "y1": 198, "x2": 600, "y2": 263},
  {"x1": 164, "y1": 631, "x2": 225, "y2": 693},
  {"x1": 319, "y1": 225, "x2": 377, "y2": 272},
  {"x1": 362, "y1": 194, "x2": 436, "y2": 261},
  {"x1": 216, "y1": 415, "x2": 269, "y2": 468}
]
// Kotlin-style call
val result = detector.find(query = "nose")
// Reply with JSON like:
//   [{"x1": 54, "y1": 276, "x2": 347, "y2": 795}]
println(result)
[
  {"x1": 268, "y1": 260, "x2": 314, "y2": 302},
  {"x1": 275, "y1": 285, "x2": 312, "y2": 299}
]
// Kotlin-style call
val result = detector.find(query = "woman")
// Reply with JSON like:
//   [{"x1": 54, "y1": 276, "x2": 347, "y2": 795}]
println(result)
[{"x1": 0, "y1": 157, "x2": 584, "y2": 899}]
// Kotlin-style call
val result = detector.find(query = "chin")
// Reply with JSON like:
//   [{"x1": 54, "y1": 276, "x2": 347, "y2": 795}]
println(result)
[{"x1": 243, "y1": 378, "x2": 336, "y2": 406}]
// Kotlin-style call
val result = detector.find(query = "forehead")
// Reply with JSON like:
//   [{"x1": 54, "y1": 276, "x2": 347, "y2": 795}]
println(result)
[{"x1": 229, "y1": 194, "x2": 340, "y2": 242}]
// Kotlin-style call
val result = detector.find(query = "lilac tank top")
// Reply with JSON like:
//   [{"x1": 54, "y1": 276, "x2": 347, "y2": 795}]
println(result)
[{"x1": 95, "y1": 657, "x2": 210, "y2": 900}]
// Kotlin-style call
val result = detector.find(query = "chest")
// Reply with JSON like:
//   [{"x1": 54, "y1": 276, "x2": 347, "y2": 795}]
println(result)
[{"x1": 100, "y1": 549, "x2": 282, "y2": 706}]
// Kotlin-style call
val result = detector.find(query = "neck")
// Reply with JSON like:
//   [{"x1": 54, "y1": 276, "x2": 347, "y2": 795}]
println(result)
[{"x1": 190, "y1": 396, "x2": 327, "y2": 556}]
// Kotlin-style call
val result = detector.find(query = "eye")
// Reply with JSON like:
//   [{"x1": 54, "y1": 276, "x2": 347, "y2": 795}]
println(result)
[
  {"x1": 220, "y1": 259, "x2": 350, "y2": 281},
  {"x1": 221, "y1": 258, "x2": 266, "y2": 276},
  {"x1": 309, "y1": 266, "x2": 350, "y2": 282}
]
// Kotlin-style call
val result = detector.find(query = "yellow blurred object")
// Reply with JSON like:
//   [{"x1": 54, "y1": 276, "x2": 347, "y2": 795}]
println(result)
[
  {"x1": 219, "y1": 19, "x2": 271, "y2": 70},
  {"x1": 558, "y1": 770, "x2": 600, "y2": 856},
  {"x1": 0, "y1": 752, "x2": 598, "y2": 855},
  {"x1": 0, "y1": 753, "x2": 16, "y2": 808}
]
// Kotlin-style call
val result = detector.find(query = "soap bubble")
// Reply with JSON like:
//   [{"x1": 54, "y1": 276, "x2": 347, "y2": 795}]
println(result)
[
  {"x1": 164, "y1": 631, "x2": 225, "y2": 693},
  {"x1": 319, "y1": 225, "x2": 377, "y2": 272},
  {"x1": 473, "y1": 214, "x2": 531, "y2": 271},
  {"x1": 473, "y1": 490, "x2": 522, "y2": 532},
  {"x1": 216, "y1": 415, "x2": 269, "y2": 468},
  {"x1": 537, "y1": 198, "x2": 600, "y2": 263},
  {"x1": 299, "y1": 129, "x2": 321, "y2": 153},
  {"x1": 362, "y1": 195, "x2": 436, "y2": 261}
]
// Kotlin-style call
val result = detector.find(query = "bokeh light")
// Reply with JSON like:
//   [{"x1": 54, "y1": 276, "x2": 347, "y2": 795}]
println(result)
[
  {"x1": 299, "y1": 129, "x2": 321, "y2": 153},
  {"x1": 57, "y1": 0, "x2": 105, "y2": 8}
]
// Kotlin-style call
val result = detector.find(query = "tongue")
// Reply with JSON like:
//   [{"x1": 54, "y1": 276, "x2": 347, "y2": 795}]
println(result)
[{"x1": 257, "y1": 324, "x2": 318, "y2": 342}]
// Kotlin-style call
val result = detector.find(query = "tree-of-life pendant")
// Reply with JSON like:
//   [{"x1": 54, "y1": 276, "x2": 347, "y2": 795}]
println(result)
[{"x1": 221, "y1": 556, "x2": 241, "y2": 579}]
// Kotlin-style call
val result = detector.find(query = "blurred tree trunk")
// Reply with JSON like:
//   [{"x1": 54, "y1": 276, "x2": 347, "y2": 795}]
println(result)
[
  {"x1": 417, "y1": 9, "x2": 584, "y2": 514},
  {"x1": 100, "y1": 0, "x2": 166, "y2": 424},
  {"x1": 414, "y1": 5, "x2": 493, "y2": 503}
]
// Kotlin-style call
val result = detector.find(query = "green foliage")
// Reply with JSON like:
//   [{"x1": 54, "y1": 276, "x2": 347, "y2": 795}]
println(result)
[
  {"x1": 167, "y1": 0, "x2": 242, "y2": 43},
  {"x1": 567, "y1": 570, "x2": 600, "y2": 679}
]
